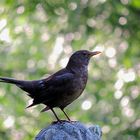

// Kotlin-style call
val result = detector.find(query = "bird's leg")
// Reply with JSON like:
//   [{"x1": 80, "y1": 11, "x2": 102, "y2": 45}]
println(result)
[
  {"x1": 60, "y1": 108, "x2": 71, "y2": 121},
  {"x1": 50, "y1": 108, "x2": 61, "y2": 122}
]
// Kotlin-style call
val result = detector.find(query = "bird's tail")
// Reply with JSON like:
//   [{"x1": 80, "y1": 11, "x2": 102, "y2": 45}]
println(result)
[
  {"x1": 0, "y1": 77, "x2": 33, "y2": 92},
  {"x1": 0, "y1": 77, "x2": 45, "y2": 109},
  {"x1": 0, "y1": 77, "x2": 21, "y2": 84}
]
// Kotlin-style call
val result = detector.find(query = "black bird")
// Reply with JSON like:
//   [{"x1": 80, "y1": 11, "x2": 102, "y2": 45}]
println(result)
[{"x1": 0, "y1": 50, "x2": 101, "y2": 121}]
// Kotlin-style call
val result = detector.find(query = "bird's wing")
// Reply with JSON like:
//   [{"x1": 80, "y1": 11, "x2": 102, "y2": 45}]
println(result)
[
  {"x1": 45, "y1": 72, "x2": 74, "y2": 87},
  {"x1": 0, "y1": 71, "x2": 75, "y2": 108},
  {"x1": 27, "y1": 72, "x2": 74, "y2": 107}
]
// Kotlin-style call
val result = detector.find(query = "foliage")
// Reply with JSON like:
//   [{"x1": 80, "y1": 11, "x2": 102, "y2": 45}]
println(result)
[{"x1": 0, "y1": 0, "x2": 140, "y2": 139}]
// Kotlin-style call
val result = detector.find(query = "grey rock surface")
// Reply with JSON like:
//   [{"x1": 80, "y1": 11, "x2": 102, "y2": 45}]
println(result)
[{"x1": 35, "y1": 121, "x2": 102, "y2": 140}]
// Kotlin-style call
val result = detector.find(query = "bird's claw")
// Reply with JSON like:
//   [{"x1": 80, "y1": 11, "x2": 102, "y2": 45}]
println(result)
[{"x1": 51, "y1": 119, "x2": 72, "y2": 124}]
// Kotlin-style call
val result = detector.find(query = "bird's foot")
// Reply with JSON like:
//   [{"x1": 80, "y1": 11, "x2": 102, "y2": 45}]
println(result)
[
  {"x1": 51, "y1": 120, "x2": 60, "y2": 124},
  {"x1": 51, "y1": 119, "x2": 72, "y2": 124},
  {"x1": 70, "y1": 120, "x2": 78, "y2": 123}
]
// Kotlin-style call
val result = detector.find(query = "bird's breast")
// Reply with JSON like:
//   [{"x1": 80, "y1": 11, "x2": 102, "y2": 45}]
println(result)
[
  {"x1": 63, "y1": 71, "x2": 88, "y2": 103},
  {"x1": 75, "y1": 71, "x2": 88, "y2": 93},
  {"x1": 52, "y1": 69, "x2": 88, "y2": 108}
]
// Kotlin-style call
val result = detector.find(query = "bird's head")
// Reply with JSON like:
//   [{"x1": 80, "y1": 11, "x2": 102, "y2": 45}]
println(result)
[{"x1": 66, "y1": 50, "x2": 101, "y2": 70}]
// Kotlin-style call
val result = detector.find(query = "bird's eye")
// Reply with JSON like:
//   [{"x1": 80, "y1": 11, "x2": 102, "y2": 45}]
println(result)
[{"x1": 83, "y1": 53, "x2": 87, "y2": 56}]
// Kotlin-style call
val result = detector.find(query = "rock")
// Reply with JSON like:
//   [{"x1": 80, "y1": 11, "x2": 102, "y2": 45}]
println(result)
[{"x1": 35, "y1": 121, "x2": 102, "y2": 140}]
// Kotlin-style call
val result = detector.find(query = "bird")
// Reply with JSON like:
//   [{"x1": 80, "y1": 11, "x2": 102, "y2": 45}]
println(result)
[{"x1": 0, "y1": 50, "x2": 101, "y2": 122}]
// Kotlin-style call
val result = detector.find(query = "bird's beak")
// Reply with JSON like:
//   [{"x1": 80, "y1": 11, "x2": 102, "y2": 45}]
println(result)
[{"x1": 89, "y1": 51, "x2": 101, "y2": 56}]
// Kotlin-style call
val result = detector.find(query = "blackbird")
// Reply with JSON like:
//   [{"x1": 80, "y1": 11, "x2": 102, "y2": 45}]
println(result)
[{"x1": 0, "y1": 50, "x2": 101, "y2": 121}]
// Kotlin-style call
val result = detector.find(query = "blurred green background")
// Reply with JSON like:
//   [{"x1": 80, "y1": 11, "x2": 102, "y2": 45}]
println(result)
[{"x1": 0, "y1": 0, "x2": 140, "y2": 139}]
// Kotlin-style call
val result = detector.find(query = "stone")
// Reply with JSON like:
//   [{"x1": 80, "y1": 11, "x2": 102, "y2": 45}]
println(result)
[{"x1": 35, "y1": 121, "x2": 102, "y2": 140}]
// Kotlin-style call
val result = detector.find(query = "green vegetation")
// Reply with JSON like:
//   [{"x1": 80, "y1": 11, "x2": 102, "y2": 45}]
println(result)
[{"x1": 0, "y1": 0, "x2": 140, "y2": 139}]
